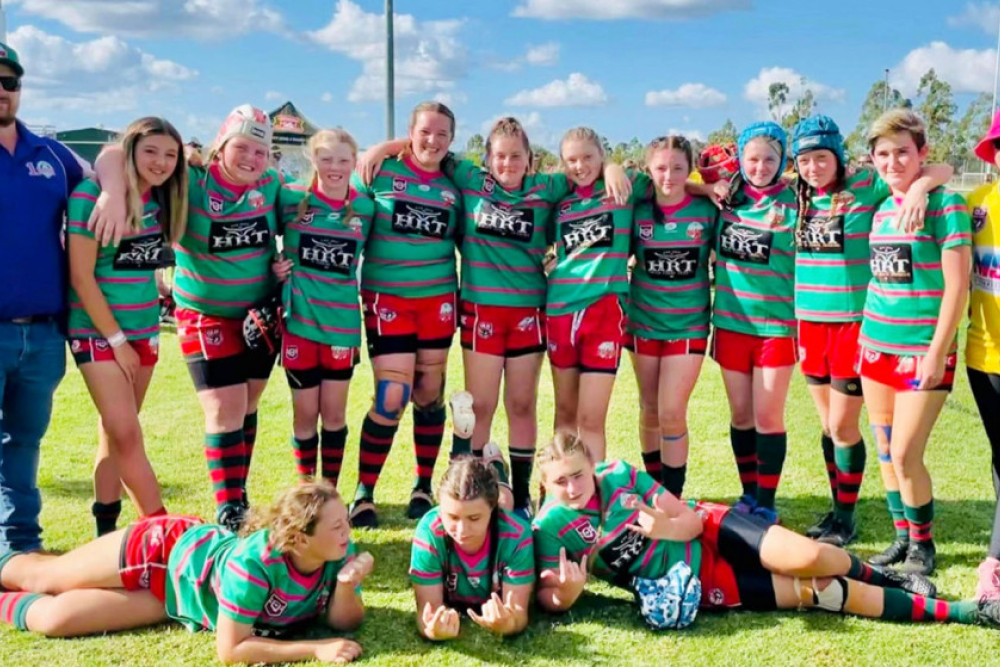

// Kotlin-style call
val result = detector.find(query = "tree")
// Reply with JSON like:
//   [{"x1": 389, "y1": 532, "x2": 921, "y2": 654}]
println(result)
[
  {"x1": 846, "y1": 79, "x2": 910, "y2": 161},
  {"x1": 531, "y1": 144, "x2": 559, "y2": 173},
  {"x1": 949, "y1": 92, "x2": 992, "y2": 173},
  {"x1": 767, "y1": 82, "x2": 790, "y2": 123},
  {"x1": 463, "y1": 134, "x2": 485, "y2": 165},
  {"x1": 707, "y1": 119, "x2": 738, "y2": 146},
  {"x1": 916, "y1": 69, "x2": 957, "y2": 164},
  {"x1": 783, "y1": 80, "x2": 816, "y2": 132}
]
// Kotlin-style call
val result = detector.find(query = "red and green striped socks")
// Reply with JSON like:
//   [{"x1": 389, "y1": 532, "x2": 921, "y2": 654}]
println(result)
[
  {"x1": 880, "y1": 587, "x2": 978, "y2": 624},
  {"x1": 321, "y1": 427, "x2": 347, "y2": 486},
  {"x1": 756, "y1": 431, "x2": 787, "y2": 510},
  {"x1": 356, "y1": 416, "x2": 398, "y2": 500},
  {"x1": 292, "y1": 434, "x2": 319, "y2": 479},
  {"x1": 204, "y1": 430, "x2": 246, "y2": 507},
  {"x1": 886, "y1": 490, "x2": 909, "y2": 540},
  {"x1": 730, "y1": 426, "x2": 757, "y2": 498},
  {"x1": 0, "y1": 592, "x2": 43, "y2": 631},
  {"x1": 834, "y1": 440, "x2": 866, "y2": 524},
  {"x1": 413, "y1": 404, "x2": 446, "y2": 494},
  {"x1": 904, "y1": 500, "x2": 934, "y2": 543}
]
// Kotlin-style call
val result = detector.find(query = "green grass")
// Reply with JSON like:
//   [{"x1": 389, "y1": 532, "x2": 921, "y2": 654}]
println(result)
[{"x1": 2, "y1": 332, "x2": 998, "y2": 666}]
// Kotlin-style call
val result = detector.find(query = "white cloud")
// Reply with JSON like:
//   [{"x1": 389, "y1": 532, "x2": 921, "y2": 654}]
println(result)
[
  {"x1": 645, "y1": 83, "x2": 726, "y2": 108},
  {"x1": 667, "y1": 128, "x2": 706, "y2": 142},
  {"x1": 8, "y1": 0, "x2": 287, "y2": 39},
  {"x1": 307, "y1": 0, "x2": 466, "y2": 103},
  {"x1": 8, "y1": 25, "x2": 197, "y2": 113},
  {"x1": 743, "y1": 66, "x2": 845, "y2": 117},
  {"x1": 512, "y1": 0, "x2": 751, "y2": 20},
  {"x1": 265, "y1": 91, "x2": 284, "y2": 101},
  {"x1": 947, "y1": 2, "x2": 1000, "y2": 34},
  {"x1": 432, "y1": 91, "x2": 468, "y2": 107},
  {"x1": 320, "y1": 92, "x2": 334, "y2": 103},
  {"x1": 477, "y1": 111, "x2": 556, "y2": 148},
  {"x1": 491, "y1": 42, "x2": 561, "y2": 72},
  {"x1": 505, "y1": 73, "x2": 608, "y2": 108},
  {"x1": 891, "y1": 42, "x2": 994, "y2": 96}
]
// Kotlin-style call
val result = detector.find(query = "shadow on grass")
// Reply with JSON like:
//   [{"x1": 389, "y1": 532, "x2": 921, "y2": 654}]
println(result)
[{"x1": 39, "y1": 478, "x2": 199, "y2": 503}]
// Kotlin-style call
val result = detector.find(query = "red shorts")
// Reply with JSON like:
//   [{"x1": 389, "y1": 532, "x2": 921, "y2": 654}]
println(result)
[
  {"x1": 798, "y1": 320, "x2": 861, "y2": 383},
  {"x1": 176, "y1": 307, "x2": 245, "y2": 362},
  {"x1": 711, "y1": 328, "x2": 798, "y2": 373},
  {"x1": 119, "y1": 515, "x2": 203, "y2": 602},
  {"x1": 856, "y1": 345, "x2": 957, "y2": 392},
  {"x1": 361, "y1": 290, "x2": 456, "y2": 357},
  {"x1": 546, "y1": 294, "x2": 625, "y2": 373},
  {"x1": 695, "y1": 502, "x2": 743, "y2": 608},
  {"x1": 282, "y1": 331, "x2": 359, "y2": 388},
  {"x1": 460, "y1": 302, "x2": 546, "y2": 358},
  {"x1": 626, "y1": 335, "x2": 708, "y2": 358},
  {"x1": 70, "y1": 336, "x2": 159, "y2": 367}
]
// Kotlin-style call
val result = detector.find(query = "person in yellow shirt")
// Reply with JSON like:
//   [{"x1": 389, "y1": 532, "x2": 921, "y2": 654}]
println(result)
[{"x1": 966, "y1": 113, "x2": 1000, "y2": 600}]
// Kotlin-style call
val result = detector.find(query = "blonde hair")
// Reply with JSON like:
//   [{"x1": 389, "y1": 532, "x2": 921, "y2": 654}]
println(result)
[
  {"x1": 867, "y1": 109, "x2": 927, "y2": 153},
  {"x1": 438, "y1": 456, "x2": 500, "y2": 509},
  {"x1": 241, "y1": 480, "x2": 343, "y2": 553},
  {"x1": 559, "y1": 126, "x2": 604, "y2": 173},
  {"x1": 409, "y1": 101, "x2": 456, "y2": 137},
  {"x1": 644, "y1": 135, "x2": 694, "y2": 173},
  {"x1": 120, "y1": 117, "x2": 188, "y2": 243},
  {"x1": 537, "y1": 431, "x2": 592, "y2": 470},
  {"x1": 296, "y1": 128, "x2": 359, "y2": 222},
  {"x1": 486, "y1": 116, "x2": 533, "y2": 173}
]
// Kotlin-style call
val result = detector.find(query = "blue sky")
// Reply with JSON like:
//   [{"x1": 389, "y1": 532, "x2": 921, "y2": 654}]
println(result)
[{"x1": 2, "y1": 0, "x2": 999, "y2": 151}]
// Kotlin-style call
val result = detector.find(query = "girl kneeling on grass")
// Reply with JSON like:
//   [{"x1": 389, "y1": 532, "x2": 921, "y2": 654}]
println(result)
[
  {"x1": 409, "y1": 456, "x2": 534, "y2": 640},
  {"x1": 67, "y1": 116, "x2": 188, "y2": 535},
  {"x1": 532, "y1": 432, "x2": 1000, "y2": 629},
  {"x1": 0, "y1": 481, "x2": 373, "y2": 665}
]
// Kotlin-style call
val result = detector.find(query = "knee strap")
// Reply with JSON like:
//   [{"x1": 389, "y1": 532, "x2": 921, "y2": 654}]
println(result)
[
  {"x1": 375, "y1": 379, "x2": 411, "y2": 420},
  {"x1": 794, "y1": 576, "x2": 847, "y2": 613}
]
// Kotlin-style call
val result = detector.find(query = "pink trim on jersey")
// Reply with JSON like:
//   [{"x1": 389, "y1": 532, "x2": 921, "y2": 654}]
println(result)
[
  {"x1": 175, "y1": 267, "x2": 268, "y2": 286},
  {"x1": 863, "y1": 310, "x2": 938, "y2": 326},
  {"x1": 715, "y1": 286, "x2": 793, "y2": 303},
  {"x1": 717, "y1": 262, "x2": 793, "y2": 279},
  {"x1": 657, "y1": 194, "x2": 693, "y2": 215},
  {"x1": 227, "y1": 561, "x2": 269, "y2": 589},
  {"x1": 174, "y1": 244, "x2": 270, "y2": 264},
  {"x1": 869, "y1": 285, "x2": 943, "y2": 299},
  {"x1": 713, "y1": 310, "x2": 797, "y2": 327},
  {"x1": 172, "y1": 284, "x2": 252, "y2": 308},
  {"x1": 401, "y1": 154, "x2": 445, "y2": 180},
  {"x1": 218, "y1": 598, "x2": 260, "y2": 619},
  {"x1": 796, "y1": 257, "x2": 869, "y2": 267}
]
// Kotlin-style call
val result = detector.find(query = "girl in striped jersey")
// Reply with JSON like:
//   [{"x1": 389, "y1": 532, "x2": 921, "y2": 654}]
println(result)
[
  {"x1": 858, "y1": 110, "x2": 972, "y2": 575},
  {"x1": 533, "y1": 432, "x2": 1000, "y2": 628},
  {"x1": 712, "y1": 122, "x2": 798, "y2": 525},
  {"x1": 359, "y1": 117, "x2": 628, "y2": 517},
  {"x1": 790, "y1": 116, "x2": 952, "y2": 548},
  {"x1": 628, "y1": 135, "x2": 717, "y2": 498},
  {"x1": 349, "y1": 102, "x2": 463, "y2": 528},
  {"x1": 547, "y1": 127, "x2": 639, "y2": 462},
  {"x1": 67, "y1": 117, "x2": 188, "y2": 536},
  {"x1": 0, "y1": 481, "x2": 373, "y2": 664},
  {"x1": 272, "y1": 130, "x2": 374, "y2": 487},
  {"x1": 96, "y1": 106, "x2": 283, "y2": 533},
  {"x1": 409, "y1": 456, "x2": 534, "y2": 640}
]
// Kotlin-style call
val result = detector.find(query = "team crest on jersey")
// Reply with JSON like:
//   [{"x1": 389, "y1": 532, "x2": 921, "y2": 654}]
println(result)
[
  {"x1": 299, "y1": 235, "x2": 357, "y2": 275},
  {"x1": 441, "y1": 190, "x2": 457, "y2": 206},
  {"x1": 638, "y1": 222, "x2": 653, "y2": 241},
  {"x1": 559, "y1": 201, "x2": 573, "y2": 216},
  {"x1": 974, "y1": 207, "x2": 988, "y2": 233},
  {"x1": 468, "y1": 575, "x2": 482, "y2": 588},
  {"x1": 664, "y1": 222, "x2": 677, "y2": 232},
  {"x1": 719, "y1": 220, "x2": 774, "y2": 264},
  {"x1": 483, "y1": 176, "x2": 495, "y2": 195},
  {"x1": 686, "y1": 224, "x2": 704, "y2": 241},
  {"x1": 766, "y1": 207, "x2": 786, "y2": 225},
  {"x1": 347, "y1": 216, "x2": 363, "y2": 230},
  {"x1": 574, "y1": 521, "x2": 598, "y2": 544},
  {"x1": 378, "y1": 308, "x2": 397, "y2": 323},
  {"x1": 562, "y1": 212, "x2": 614, "y2": 253},
  {"x1": 597, "y1": 341, "x2": 617, "y2": 359},
  {"x1": 477, "y1": 322, "x2": 494, "y2": 339},
  {"x1": 205, "y1": 328, "x2": 223, "y2": 346},
  {"x1": 439, "y1": 302, "x2": 454, "y2": 322},
  {"x1": 446, "y1": 572, "x2": 459, "y2": 593},
  {"x1": 209, "y1": 195, "x2": 224, "y2": 214},
  {"x1": 392, "y1": 178, "x2": 406, "y2": 193},
  {"x1": 331, "y1": 346, "x2": 351, "y2": 360},
  {"x1": 248, "y1": 190, "x2": 265, "y2": 210},
  {"x1": 833, "y1": 191, "x2": 856, "y2": 211},
  {"x1": 315, "y1": 590, "x2": 331, "y2": 613},
  {"x1": 285, "y1": 345, "x2": 299, "y2": 360},
  {"x1": 863, "y1": 348, "x2": 881, "y2": 364},
  {"x1": 209, "y1": 217, "x2": 270, "y2": 253},
  {"x1": 113, "y1": 234, "x2": 165, "y2": 271},
  {"x1": 94, "y1": 338, "x2": 110, "y2": 351},
  {"x1": 25, "y1": 161, "x2": 55, "y2": 179},
  {"x1": 476, "y1": 201, "x2": 535, "y2": 242},
  {"x1": 299, "y1": 210, "x2": 315, "y2": 225},
  {"x1": 517, "y1": 316, "x2": 536, "y2": 332},
  {"x1": 896, "y1": 356, "x2": 916, "y2": 374},
  {"x1": 797, "y1": 215, "x2": 844, "y2": 254},
  {"x1": 392, "y1": 201, "x2": 449, "y2": 239},
  {"x1": 869, "y1": 244, "x2": 913, "y2": 284},
  {"x1": 643, "y1": 248, "x2": 699, "y2": 281},
  {"x1": 264, "y1": 593, "x2": 289, "y2": 617}
]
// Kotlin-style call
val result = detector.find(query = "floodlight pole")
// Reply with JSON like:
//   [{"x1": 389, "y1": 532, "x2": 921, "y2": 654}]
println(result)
[
  {"x1": 0, "y1": 1, "x2": 7, "y2": 42},
  {"x1": 385, "y1": 0, "x2": 395, "y2": 140}
]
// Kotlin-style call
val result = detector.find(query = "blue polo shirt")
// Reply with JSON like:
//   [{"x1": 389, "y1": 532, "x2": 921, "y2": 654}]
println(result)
[{"x1": 0, "y1": 121, "x2": 86, "y2": 320}]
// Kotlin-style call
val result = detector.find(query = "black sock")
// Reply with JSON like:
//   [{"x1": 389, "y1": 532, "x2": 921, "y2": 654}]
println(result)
[
  {"x1": 93, "y1": 500, "x2": 122, "y2": 537},
  {"x1": 661, "y1": 464, "x2": 687, "y2": 497}
]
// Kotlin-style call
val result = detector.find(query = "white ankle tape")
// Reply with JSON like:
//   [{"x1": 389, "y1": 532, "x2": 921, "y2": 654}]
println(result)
[{"x1": 812, "y1": 576, "x2": 847, "y2": 612}]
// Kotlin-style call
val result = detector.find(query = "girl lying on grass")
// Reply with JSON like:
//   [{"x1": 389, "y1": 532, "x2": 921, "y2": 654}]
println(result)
[{"x1": 0, "y1": 481, "x2": 373, "y2": 664}]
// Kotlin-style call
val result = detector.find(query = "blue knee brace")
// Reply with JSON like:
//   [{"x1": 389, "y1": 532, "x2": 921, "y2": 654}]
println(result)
[{"x1": 375, "y1": 379, "x2": 411, "y2": 420}]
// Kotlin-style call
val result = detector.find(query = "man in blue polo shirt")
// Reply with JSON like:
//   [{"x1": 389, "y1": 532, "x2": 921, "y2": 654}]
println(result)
[{"x1": 0, "y1": 41, "x2": 87, "y2": 553}]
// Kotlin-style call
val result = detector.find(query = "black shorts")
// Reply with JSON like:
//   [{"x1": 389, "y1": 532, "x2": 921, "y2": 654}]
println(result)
[
  {"x1": 718, "y1": 510, "x2": 778, "y2": 611},
  {"x1": 186, "y1": 348, "x2": 277, "y2": 390}
]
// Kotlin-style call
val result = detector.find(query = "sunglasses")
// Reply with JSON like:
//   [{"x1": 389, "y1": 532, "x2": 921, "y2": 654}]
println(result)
[{"x1": 0, "y1": 76, "x2": 21, "y2": 92}]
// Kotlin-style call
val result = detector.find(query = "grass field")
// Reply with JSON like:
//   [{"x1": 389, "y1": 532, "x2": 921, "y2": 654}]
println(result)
[{"x1": 2, "y1": 331, "x2": 998, "y2": 666}]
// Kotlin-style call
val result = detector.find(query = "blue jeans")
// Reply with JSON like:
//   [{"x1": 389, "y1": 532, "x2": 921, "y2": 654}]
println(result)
[{"x1": 0, "y1": 320, "x2": 66, "y2": 553}]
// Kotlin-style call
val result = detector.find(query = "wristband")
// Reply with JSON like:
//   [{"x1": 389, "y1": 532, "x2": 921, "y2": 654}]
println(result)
[{"x1": 107, "y1": 331, "x2": 127, "y2": 348}]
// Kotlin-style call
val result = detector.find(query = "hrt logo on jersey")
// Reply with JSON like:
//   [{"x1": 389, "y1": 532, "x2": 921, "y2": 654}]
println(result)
[
  {"x1": 476, "y1": 202, "x2": 534, "y2": 242},
  {"x1": 391, "y1": 201, "x2": 449, "y2": 239}
]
